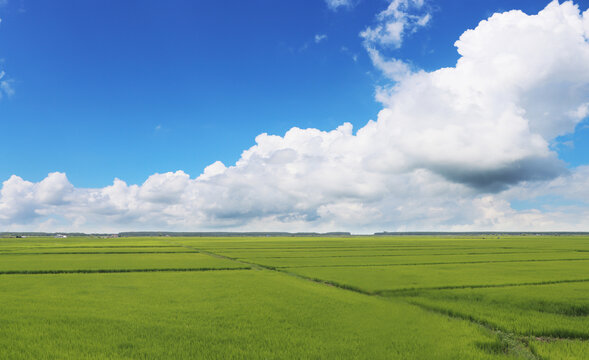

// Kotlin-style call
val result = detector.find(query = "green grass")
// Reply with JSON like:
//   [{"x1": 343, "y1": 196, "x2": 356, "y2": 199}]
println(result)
[
  {"x1": 0, "y1": 271, "x2": 515, "y2": 360},
  {"x1": 0, "y1": 237, "x2": 171, "y2": 249},
  {"x1": 238, "y1": 251, "x2": 589, "y2": 268},
  {"x1": 1, "y1": 235, "x2": 588, "y2": 359},
  {"x1": 400, "y1": 282, "x2": 589, "y2": 339},
  {"x1": 530, "y1": 339, "x2": 589, "y2": 360},
  {"x1": 0, "y1": 252, "x2": 245, "y2": 272},
  {"x1": 0, "y1": 246, "x2": 191, "y2": 254},
  {"x1": 284, "y1": 260, "x2": 589, "y2": 292}
]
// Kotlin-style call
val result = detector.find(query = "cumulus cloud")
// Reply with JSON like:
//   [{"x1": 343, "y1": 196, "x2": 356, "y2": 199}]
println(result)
[
  {"x1": 0, "y1": 173, "x2": 73, "y2": 224},
  {"x1": 2, "y1": 1, "x2": 589, "y2": 232}
]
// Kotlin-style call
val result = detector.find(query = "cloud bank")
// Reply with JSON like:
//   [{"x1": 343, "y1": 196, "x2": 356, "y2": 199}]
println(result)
[{"x1": 2, "y1": 1, "x2": 589, "y2": 232}]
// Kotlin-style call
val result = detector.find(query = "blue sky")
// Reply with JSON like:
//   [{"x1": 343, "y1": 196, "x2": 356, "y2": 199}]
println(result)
[
  {"x1": 1, "y1": 0, "x2": 589, "y2": 232},
  {"x1": 1, "y1": 0, "x2": 585, "y2": 187}
]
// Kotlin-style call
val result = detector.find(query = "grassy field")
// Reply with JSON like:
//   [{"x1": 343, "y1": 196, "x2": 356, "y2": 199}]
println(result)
[{"x1": 0, "y1": 235, "x2": 588, "y2": 359}]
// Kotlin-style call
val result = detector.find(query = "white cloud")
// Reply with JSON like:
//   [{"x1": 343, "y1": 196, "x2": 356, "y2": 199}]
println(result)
[
  {"x1": 0, "y1": 69, "x2": 13, "y2": 98},
  {"x1": 0, "y1": 11, "x2": 14, "y2": 99},
  {"x1": 139, "y1": 171, "x2": 190, "y2": 204},
  {"x1": 340, "y1": 46, "x2": 359, "y2": 62},
  {"x1": 568, "y1": 102, "x2": 589, "y2": 121},
  {"x1": 0, "y1": 176, "x2": 37, "y2": 224},
  {"x1": 2, "y1": 1, "x2": 589, "y2": 232},
  {"x1": 35, "y1": 172, "x2": 74, "y2": 205},
  {"x1": 360, "y1": 0, "x2": 431, "y2": 79},
  {"x1": 314, "y1": 34, "x2": 328, "y2": 43},
  {"x1": 365, "y1": 47, "x2": 412, "y2": 81},
  {"x1": 325, "y1": 0, "x2": 354, "y2": 11},
  {"x1": 298, "y1": 34, "x2": 328, "y2": 52},
  {"x1": 361, "y1": 0, "x2": 431, "y2": 49}
]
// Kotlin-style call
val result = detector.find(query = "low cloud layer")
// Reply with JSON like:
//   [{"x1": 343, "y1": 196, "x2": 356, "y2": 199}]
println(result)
[{"x1": 2, "y1": 1, "x2": 589, "y2": 232}]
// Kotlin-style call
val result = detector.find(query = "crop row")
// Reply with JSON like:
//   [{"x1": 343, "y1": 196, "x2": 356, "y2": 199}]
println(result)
[{"x1": 0, "y1": 267, "x2": 251, "y2": 275}]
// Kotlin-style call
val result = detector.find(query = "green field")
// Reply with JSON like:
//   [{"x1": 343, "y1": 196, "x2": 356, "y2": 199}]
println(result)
[{"x1": 1, "y1": 235, "x2": 588, "y2": 359}]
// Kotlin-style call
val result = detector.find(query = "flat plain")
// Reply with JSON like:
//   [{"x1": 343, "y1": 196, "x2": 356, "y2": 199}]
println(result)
[{"x1": 0, "y1": 235, "x2": 588, "y2": 359}]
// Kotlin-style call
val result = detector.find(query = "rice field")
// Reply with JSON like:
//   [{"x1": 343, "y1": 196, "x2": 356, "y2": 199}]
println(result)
[{"x1": 1, "y1": 235, "x2": 588, "y2": 359}]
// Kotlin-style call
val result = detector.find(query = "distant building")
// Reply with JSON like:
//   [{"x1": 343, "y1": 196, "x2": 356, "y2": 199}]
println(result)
[{"x1": 55, "y1": 234, "x2": 68, "y2": 238}]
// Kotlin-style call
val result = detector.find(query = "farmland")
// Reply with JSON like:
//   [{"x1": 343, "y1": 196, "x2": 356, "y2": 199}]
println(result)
[{"x1": 0, "y1": 235, "x2": 588, "y2": 359}]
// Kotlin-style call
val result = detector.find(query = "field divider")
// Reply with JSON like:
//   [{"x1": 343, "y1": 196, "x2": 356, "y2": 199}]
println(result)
[
  {"x1": 0, "y1": 251, "x2": 200, "y2": 256},
  {"x1": 171, "y1": 243, "x2": 589, "y2": 305},
  {"x1": 273, "y1": 268, "x2": 374, "y2": 295},
  {"x1": 375, "y1": 278, "x2": 589, "y2": 295},
  {"x1": 189, "y1": 246, "x2": 521, "y2": 252},
  {"x1": 170, "y1": 242, "x2": 376, "y2": 294},
  {"x1": 267, "y1": 259, "x2": 563, "y2": 358},
  {"x1": 171, "y1": 243, "x2": 269, "y2": 270},
  {"x1": 276, "y1": 257, "x2": 589, "y2": 269},
  {"x1": 251, "y1": 250, "x2": 568, "y2": 259},
  {"x1": 0, "y1": 267, "x2": 251, "y2": 275},
  {"x1": 203, "y1": 250, "x2": 555, "y2": 357},
  {"x1": 407, "y1": 300, "x2": 545, "y2": 359},
  {"x1": 167, "y1": 241, "x2": 583, "y2": 357},
  {"x1": 406, "y1": 298, "x2": 589, "y2": 342},
  {"x1": 176, "y1": 241, "x2": 589, "y2": 358},
  {"x1": 0, "y1": 245, "x2": 186, "y2": 250}
]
